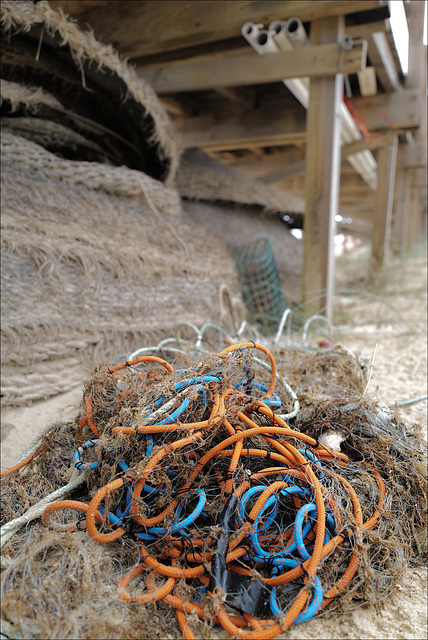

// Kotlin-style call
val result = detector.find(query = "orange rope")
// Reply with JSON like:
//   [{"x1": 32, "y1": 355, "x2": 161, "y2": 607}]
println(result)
[
  {"x1": 1, "y1": 445, "x2": 44, "y2": 477},
  {"x1": 42, "y1": 500, "x2": 102, "y2": 532},
  {"x1": 118, "y1": 564, "x2": 176, "y2": 604}
]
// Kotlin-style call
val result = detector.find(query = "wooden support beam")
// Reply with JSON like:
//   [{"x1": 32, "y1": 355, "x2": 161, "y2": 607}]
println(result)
[
  {"x1": 367, "y1": 31, "x2": 401, "y2": 92},
  {"x1": 259, "y1": 160, "x2": 306, "y2": 183},
  {"x1": 175, "y1": 89, "x2": 419, "y2": 152},
  {"x1": 49, "y1": 1, "x2": 382, "y2": 60},
  {"x1": 371, "y1": 135, "x2": 398, "y2": 265},
  {"x1": 174, "y1": 106, "x2": 306, "y2": 152},
  {"x1": 347, "y1": 89, "x2": 421, "y2": 130},
  {"x1": 214, "y1": 87, "x2": 251, "y2": 109},
  {"x1": 138, "y1": 41, "x2": 367, "y2": 93},
  {"x1": 260, "y1": 132, "x2": 399, "y2": 184},
  {"x1": 302, "y1": 16, "x2": 344, "y2": 319},
  {"x1": 219, "y1": 147, "x2": 306, "y2": 177},
  {"x1": 267, "y1": 172, "x2": 376, "y2": 214},
  {"x1": 346, "y1": 19, "x2": 387, "y2": 40},
  {"x1": 342, "y1": 130, "x2": 397, "y2": 156}
]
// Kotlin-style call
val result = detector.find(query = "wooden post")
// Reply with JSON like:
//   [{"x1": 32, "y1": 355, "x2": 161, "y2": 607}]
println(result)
[
  {"x1": 371, "y1": 135, "x2": 398, "y2": 265},
  {"x1": 404, "y1": 1, "x2": 427, "y2": 252},
  {"x1": 406, "y1": 184, "x2": 426, "y2": 252},
  {"x1": 302, "y1": 16, "x2": 344, "y2": 318},
  {"x1": 406, "y1": 183, "x2": 418, "y2": 252},
  {"x1": 391, "y1": 167, "x2": 411, "y2": 254},
  {"x1": 416, "y1": 190, "x2": 426, "y2": 245},
  {"x1": 420, "y1": 192, "x2": 428, "y2": 239}
]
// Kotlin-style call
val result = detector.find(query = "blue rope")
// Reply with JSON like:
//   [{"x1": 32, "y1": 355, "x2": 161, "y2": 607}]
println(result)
[{"x1": 73, "y1": 438, "x2": 99, "y2": 471}]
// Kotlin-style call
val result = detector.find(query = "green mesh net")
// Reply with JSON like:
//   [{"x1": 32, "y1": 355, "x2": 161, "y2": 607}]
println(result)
[{"x1": 233, "y1": 238, "x2": 288, "y2": 331}]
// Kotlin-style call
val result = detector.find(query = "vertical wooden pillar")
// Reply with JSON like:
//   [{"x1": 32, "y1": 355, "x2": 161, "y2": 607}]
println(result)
[
  {"x1": 415, "y1": 190, "x2": 426, "y2": 245},
  {"x1": 406, "y1": 184, "x2": 426, "y2": 251},
  {"x1": 420, "y1": 192, "x2": 428, "y2": 238},
  {"x1": 406, "y1": 182, "x2": 418, "y2": 251},
  {"x1": 391, "y1": 167, "x2": 411, "y2": 254},
  {"x1": 371, "y1": 135, "x2": 398, "y2": 265},
  {"x1": 302, "y1": 16, "x2": 344, "y2": 318},
  {"x1": 404, "y1": 1, "x2": 427, "y2": 252}
]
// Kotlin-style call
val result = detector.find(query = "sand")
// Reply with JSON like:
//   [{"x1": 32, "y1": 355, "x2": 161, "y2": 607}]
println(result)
[{"x1": 1, "y1": 244, "x2": 427, "y2": 639}]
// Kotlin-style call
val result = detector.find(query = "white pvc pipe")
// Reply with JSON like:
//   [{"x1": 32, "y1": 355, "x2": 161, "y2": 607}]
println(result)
[
  {"x1": 268, "y1": 20, "x2": 310, "y2": 107},
  {"x1": 241, "y1": 22, "x2": 265, "y2": 55},
  {"x1": 252, "y1": 27, "x2": 310, "y2": 108},
  {"x1": 268, "y1": 20, "x2": 294, "y2": 51},
  {"x1": 284, "y1": 17, "x2": 310, "y2": 48},
  {"x1": 269, "y1": 20, "x2": 283, "y2": 35},
  {"x1": 255, "y1": 29, "x2": 281, "y2": 54}
]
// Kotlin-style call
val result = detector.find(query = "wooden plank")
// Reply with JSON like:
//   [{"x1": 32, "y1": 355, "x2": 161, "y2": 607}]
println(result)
[
  {"x1": 367, "y1": 31, "x2": 401, "y2": 92},
  {"x1": 302, "y1": 16, "x2": 344, "y2": 319},
  {"x1": 137, "y1": 41, "x2": 367, "y2": 93},
  {"x1": 174, "y1": 106, "x2": 306, "y2": 152},
  {"x1": 49, "y1": 1, "x2": 382, "y2": 60},
  {"x1": 397, "y1": 143, "x2": 427, "y2": 168},
  {"x1": 346, "y1": 19, "x2": 387, "y2": 39},
  {"x1": 371, "y1": 135, "x2": 398, "y2": 265},
  {"x1": 220, "y1": 147, "x2": 306, "y2": 177},
  {"x1": 174, "y1": 102, "x2": 409, "y2": 154},
  {"x1": 259, "y1": 160, "x2": 306, "y2": 183},
  {"x1": 357, "y1": 66, "x2": 378, "y2": 96},
  {"x1": 260, "y1": 155, "x2": 380, "y2": 185},
  {"x1": 342, "y1": 130, "x2": 396, "y2": 156},
  {"x1": 347, "y1": 89, "x2": 421, "y2": 130},
  {"x1": 260, "y1": 137, "x2": 390, "y2": 183},
  {"x1": 272, "y1": 173, "x2": 376, "y2": 223}
]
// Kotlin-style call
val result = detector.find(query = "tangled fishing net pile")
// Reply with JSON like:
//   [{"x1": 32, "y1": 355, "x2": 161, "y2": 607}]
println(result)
[{"x1": 1, "y1": 341, "x2": 426, "y2": 640}]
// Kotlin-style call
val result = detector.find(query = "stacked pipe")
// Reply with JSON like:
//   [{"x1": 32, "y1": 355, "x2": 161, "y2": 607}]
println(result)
[{"x1": 241, "y1": 19, "x2": 378, "y2": 190}]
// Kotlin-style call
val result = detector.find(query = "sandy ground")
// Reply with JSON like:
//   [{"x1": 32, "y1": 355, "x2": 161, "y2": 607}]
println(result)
[{"x1": 1, "y1": 243, "x2": 427, "y2": 639}]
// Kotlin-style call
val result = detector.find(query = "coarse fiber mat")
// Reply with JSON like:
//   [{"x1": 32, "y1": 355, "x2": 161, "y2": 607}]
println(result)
[
  {"x1": 176, "y1": 148, "x2": 304, "y2": 215},
  {"x1": 1, "y1": 132, "x2": 242, "y2": 405},
  {"x1": 1, "y1": 0, "x2": 178, "y2": 183},
  {"x1": 234, "y1": 238, "x2": 288, "y2": 331},
  {"x1": 181, "y1": 200, "x2": 303, "y2": 301}
]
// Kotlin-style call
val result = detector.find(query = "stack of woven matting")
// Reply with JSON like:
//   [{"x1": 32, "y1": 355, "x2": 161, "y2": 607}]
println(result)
[{"x1": 1, "y1": 1, "x2": 242, "y2": 405}]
